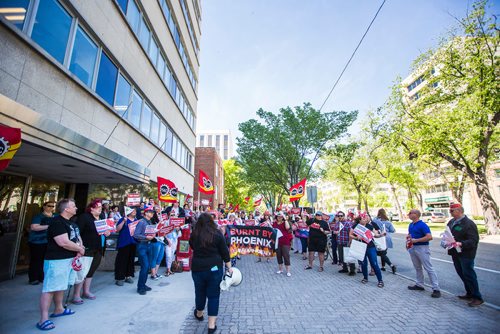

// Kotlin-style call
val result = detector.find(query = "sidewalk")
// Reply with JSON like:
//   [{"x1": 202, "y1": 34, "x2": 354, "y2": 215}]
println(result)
[
  {"x1": 395, "y1": 228, "x2": 500, "y2": 244},
  {"x1": 0, "y1": 268, "x2": 194, "y2": 334}
]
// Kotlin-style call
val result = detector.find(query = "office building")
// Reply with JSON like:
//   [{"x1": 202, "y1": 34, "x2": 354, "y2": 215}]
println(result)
[{"x1": 197, "y1": 129, "x2": 233, "y2": 160}]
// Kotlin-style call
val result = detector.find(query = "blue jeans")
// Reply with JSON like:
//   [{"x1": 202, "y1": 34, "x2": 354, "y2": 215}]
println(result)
[
  {"x1": 137, "y1": 242, "x2": 151, "y2": 291},
  {"x1": 452, "y1": 255, "x2": 482, "y2": 300},
  {"x1": 192, "y1": 268, "x2": 223, "y2": 316},
  {"x1": 362, "y1": 246, "x2": 383, "y2": 282},
  {"x1": 149, "y1": 241, "x2": 165, "y2": 269}
]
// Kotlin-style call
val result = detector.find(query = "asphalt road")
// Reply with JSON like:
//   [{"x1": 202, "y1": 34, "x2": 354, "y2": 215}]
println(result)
[{"x1": 387, "y1": 233, "x2": 500, "y2": 308}]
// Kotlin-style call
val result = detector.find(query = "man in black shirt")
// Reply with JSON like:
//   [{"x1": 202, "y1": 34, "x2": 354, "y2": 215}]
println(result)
[
  {"x1": 305, "y1": 212, "x2": 330, "y2": 272},
  {"x1": 37, "y1": 199, "x2": 84, "y2": 331}
]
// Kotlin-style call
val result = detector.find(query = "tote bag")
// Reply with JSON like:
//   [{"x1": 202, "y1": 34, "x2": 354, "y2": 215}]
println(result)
[
  {"x1": 374, "y1": 236, "x2": 387, "y2": 251},
  {"x1": 348, "y1": 240, "x2": 367, "y2": 262}
]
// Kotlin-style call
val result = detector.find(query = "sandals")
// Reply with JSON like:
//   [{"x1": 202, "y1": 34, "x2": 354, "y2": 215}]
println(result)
[
  {"x1": 361, "y1": 278, "x2": 368, "y2": 284},
  {"x1": 50, "y1": 308, "x2": 75, "y2": 318},
  {"x1": 378, "y1": 281, "x2": 385, "y2": 288},
  {"x1": 82, "y1": 294, "x2": 96, "y2": 300},
  {"x1": 36, "y1": 320, "x2": 55, "y2": 331},
  {"x1": 304, "y1": 265, "x2": 312, "y2": 270},
  {"x1": 71, "y1": 299, "x2": 84, "y2": 305}
]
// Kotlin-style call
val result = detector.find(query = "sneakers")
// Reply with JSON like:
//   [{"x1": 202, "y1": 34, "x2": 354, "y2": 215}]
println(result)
[
  {"x1": 391, "y1": 265, "x2": 397, "y2": 274},
  {"x1": 115, "y1": 280, "x2": 124, "y2": 286},
  {"x1": 124, "y1": 277, "x2": 134, "y2": 284},
  {"x1": 431, "y1": 290, "x2": 441, "y2": 298},
  {"x1": 468, "y1": 299, "x2": 484, "y2": 307},
  {"x1": 348, "y1": 271, "x2": 356, "y2": 276},
  {"x1": 458, "y1": 294, "x2": 473, "y2": 301},
  {"x1": 150, "y1": 275, "x2": 159, "y2": 280},
  {"x1": 276, "y1": 270, "x2": 282, "y2": 274},
  {"x1": 380, "y1": 267, "x2": 386, "y2": 271},
  {"x1": 338, "y1": 269, "x2": 348, "y2": 273},
  {"x1": 408, "y1": 285, "x2": 425, "y2": 291},
  {"x1": 144, "y1": 285, "x2": 152, "y2": 291},
  {"x1": 137, "y1": 290, "x2": 146, "y2": 295},
  {"x1": 286, "y1": 272, "x2": 292, "y2": 277}
]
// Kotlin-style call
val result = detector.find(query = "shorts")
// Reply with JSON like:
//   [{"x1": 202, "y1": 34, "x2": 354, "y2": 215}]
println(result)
[
  {"x1": 308, "y1": 238, "x2": 327, "y2": 253},
  {"x1": 42, "y1": 258, "x2": 76, "y2": 293}
]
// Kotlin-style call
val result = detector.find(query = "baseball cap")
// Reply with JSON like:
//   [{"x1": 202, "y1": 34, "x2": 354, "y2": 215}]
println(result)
[
  {"x1": 315, "y1": 211, "x2": 323, "y2": 216},
  {"x1": 144, "y1": 205, "x2": 154, "y2": 212},
  {"x1": 124, "y1": 207, "x2": 135, "y2": 216},
  {"x1": 450, "y1": 203, "x2": 462, "y2": 209}
]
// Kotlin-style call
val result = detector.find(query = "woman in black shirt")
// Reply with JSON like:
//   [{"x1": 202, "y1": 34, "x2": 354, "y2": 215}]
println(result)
[{"x1": 190, "y1": 213, "x2": 232, "y2": 333}]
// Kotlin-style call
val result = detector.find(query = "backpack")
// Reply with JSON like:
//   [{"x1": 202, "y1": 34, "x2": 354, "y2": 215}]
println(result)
[{"x1": 171, "y1": 260, "x2": 184, "y2": 273}]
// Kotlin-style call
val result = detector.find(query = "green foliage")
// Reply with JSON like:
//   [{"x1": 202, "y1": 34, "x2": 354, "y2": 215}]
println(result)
[{"x1": 223, "y1": 159, "x2": 254, "y2": 211}]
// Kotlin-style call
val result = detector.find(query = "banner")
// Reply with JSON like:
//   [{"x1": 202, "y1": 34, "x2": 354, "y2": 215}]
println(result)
[
  {"x1": 0, "y1": 124, "x2": 22, "y2": 172},
  {"x1": 198, "y1": 169, "x2": 215, "y2": 194},
  {"x1": 94, "y1": 219, "x2": 116, "y2": 235},
  {"x1": 157, "y1": 177, "x2": 178, "y2": 203},
  {"x1": 289, "y1": 178, "x2": 306, "y2": 202},
  {"x1": 126, "y1": 193, "x2": 141, "y2": 206},
  {"x1": 227, "y1": 225, "x2": 278, "y2": 258}
]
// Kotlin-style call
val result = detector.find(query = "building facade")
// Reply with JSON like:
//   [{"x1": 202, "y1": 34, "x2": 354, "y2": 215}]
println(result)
[
  {"x1": 193, "y1": 147, "x2": 224, "y2": 208},
  {"x1": 196, "y1": 129, "x2": 233, "y2": 160},
  {"x1": 0, "y1": 0, "x2": 201, "y2": 280}
]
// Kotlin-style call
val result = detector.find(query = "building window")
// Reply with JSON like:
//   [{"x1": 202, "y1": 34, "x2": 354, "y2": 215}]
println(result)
[
  {"x1": 69, "y1": 26, "x2": 98, "y2": 87},
  {"x1": 156, "y1": 54, "x2": 166, "y2": 78},
  {"x1": 129, "y1": 90, "x2": 142, "y2": 128},
  {"x1": 117, "y1": 0, "x2": 128, "y2": 14},
  {"x1": 207, "y1": 135, "x2": 212, "y2": 147},
  {"x1": 150, "y1": 113, "x2": 160, "y2": 144},
  {"x1": 126, "y1": 0, "x2": 140, "y2": 33},
  {"x1": 148, "y1": 38, "x2": 158, "y2": 67},
  {"x1": 407, "y1": 76, "x2": 424, "y2": 92},
  {"x1": 138, "y1": 17, "x2": 150, "y2": 51},
  {"x1": 172, "y1": 135, "x2": 178, "y2": 159},
  {"x1": 159, "y1": 122, "x2": 166, "y2": 148},
  {"x1": 224, "y1": 149, "x2": 228, "y2": 160},
  {"x1": 0, "y1": 0, "x2": 30, "y2": 30},
  {"x1": 140, "y1": 103, "x2": 152, "y2": 136},
  {"x1": 31, "y1": 0, "x2": 72, "y2": 64},
  {"x1": 114, "y1": 73, "x2": 131, "y2": 113},
  {"x1": 199, "y1": 135, "x2": 204, "y2": 147},
  {"x1": 165, "y1": 127, "x2": 173, "y2": 155},
  {"x1": 96, "y1": 51, "x2": 118, "y2": 106},
  {"x1": 215, "y1": 135, "x2": 220, "y2": 151}
]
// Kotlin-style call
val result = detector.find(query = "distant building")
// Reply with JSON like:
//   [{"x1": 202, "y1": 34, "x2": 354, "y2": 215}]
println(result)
[
  {"x1": 197, "y1": 130, "x2": 233, "y2": 160},
  {"x1": 194, "y1": 147, "x2": 224, "y2": 208}
]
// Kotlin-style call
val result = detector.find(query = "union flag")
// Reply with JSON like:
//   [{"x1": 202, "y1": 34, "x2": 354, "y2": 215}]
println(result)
[
  {"x1": 198, "y1": 169, "x2": 215, "y2": 194},
  {"x1": 233, "y1": 204, "x2": 240, "y2": 212},
  {"x1": 253, "y1": 197, "x2": 262, "y2": 207},
  {"x1": 157, "y1": 177, "x2": 178, "y2": 203},
  {"x1": 289, "y1": 178, "x2": 306, "y2": 202},
  {"x1": 0, "y1": 125, "x2": 21, "y2": 172},
  {"x1": 244, "y1": 196, "x2": 250, "y2": 204}
]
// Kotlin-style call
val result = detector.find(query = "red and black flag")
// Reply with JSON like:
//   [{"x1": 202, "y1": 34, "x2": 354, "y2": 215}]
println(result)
[
  {"x1": 157, "y1": 177, "x2": 178, "y2": 203},
  {"x1": 289, "y1": 178, "x2": 306, "y2": 202},
  {"x1": 0, "y1": 124, "x2": 21, "y2": 172},
  {"x1": 198, "y1": 169, "x2": 215, "y2": 194}
]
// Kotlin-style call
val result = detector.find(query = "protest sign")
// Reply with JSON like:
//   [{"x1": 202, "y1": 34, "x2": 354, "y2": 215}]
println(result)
[
  {"x1": 94, "y1": 219, "x2": 116, "y2": 235},
  {"x1": 157, "y1": 222, "x2": 175, "y2": 237},
  {"x1": 290, "y1": 207, "x2": 301, "y2": 215},
  {"x1": 128, "y1": 220, "x2": 139, "y2": 237},
  {"x1": 170, "y1": 217, "x2": 185, "y2": 227},
  {"x1": 244, "y1": 219, "x2": 255, "y2": 226},
  {"x1": 227, "y1": 225, "x2": 278, "y2": 258},
  {"x1": 126, "y1": 193, "x2": 140, "y2": 206},
  {"x1": 353, "y1": 224, "x2": 373, "y2": 243},
  {"x1": 145, "y1": 225, "x2": 157, "y2": 236}
]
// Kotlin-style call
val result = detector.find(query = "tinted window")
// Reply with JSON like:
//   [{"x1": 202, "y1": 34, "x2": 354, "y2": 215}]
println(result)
[
  {"x1": 140, "y1": 103, "x2": 152, "y2": 136},
  {"x1": 95, "y1": 52, "x2": 118, "y2": 105},
  {"x1": 69, "y1": 26, "x2": 98, "y2": 87},
  {"x1": 116, "y1": 0, "x2": 128, "y2": 14},
  {"x1": 129, "y1": 90, "x2": 142, "y2": 128},
  {"x1": 0, "y1": 0, "x2": 30, "y2": 29},
  {"x1": 148, "y1": 38, "x2": 158, "y2": 67},
  {"x1": 159, "y1": 122, "x2": 166, "y2": 148},
  {"x1": 31, "y1": 0, "x2": 72, "y2": 63},
  {"x1": 150, "y1": 113, "x2": 159, "y2": 144},
  {"x1": 114, "y1": 73, "x2": 131, "y2": 113},
  {"x1": 156, "y1": 54, "x2": 165, "y2": 78},
  {"x1": 126, "y1": 0, "x2": 140, "y2": 33},
  {"x1": 165, "y1": 127, "x2": 173, "y2": 155}
]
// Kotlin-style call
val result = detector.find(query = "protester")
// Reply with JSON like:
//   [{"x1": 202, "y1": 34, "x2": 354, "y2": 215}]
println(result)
[
  {"x1": 133, "y1": 205, "x2": 155, "y2": 295},
  {"x1": 328, "y1": 213, "x2": 338, "y2": 265},
  {"x1": 407, "y1": 209, "x2": 441, "y2": 298},
  {"x1": 149, "y1": 205, "x2": 165, "y2": 280},
  {"x1": 114, "y1": 207, "x2": 137, "y2": 286},
  {"x1": 446, "y1": 203, "x2": 483, "y2": 307},
  {"x1": 184, "y1": 203, "x2": 194, "y2": 225},
  {"x1": 297, "y1": 213, "x2": 309, "y2": 260},
  {"x1": 349, "y1": 213, "x2": 385, "y2": 288},
  {"x1": 273, "y1": 212, "x2": 293, "y2": 277},
  {"x1": 99, "y1": 202, "x2": 110, "y2": 219},
  {"x1": 28, "y1": 201, "x2": 55, "y2": 285},
  {"x1": 334, "y1": 211, "x2": 355, "y2": 275},
  {"x1": 72, "y1": 199, "x2": 110, "y2": 304},
  {"x1": 109, "y1": 205, "x2": 122, "y2": 222},
  {"x1": 292, "y1": 216, "x2": 302, "y2": 254},
  {"x1": 165, "y1": 211, "x2": 181, "y2": 276},
  {"x1": 165, "y1": 201, "x2": 185, "y2": 217},
  {"x1": 257, "y1": 211, "x2": 273, "y2": 263},
  {"x1": 217, "y1": 204, "x2": 225, "y2": 216},
  {"x1": 190, "y1": 213, "x2": 232, "y2": 334},
  {"x1": 305, "y1": 211, "x2": 330, "y2": 272},
  {"x1": 36, "y1": 198, "x2": 83, "y2": 331},
  {"x1": 372, "y1": 208, "x2": 397, "y2": 274}
]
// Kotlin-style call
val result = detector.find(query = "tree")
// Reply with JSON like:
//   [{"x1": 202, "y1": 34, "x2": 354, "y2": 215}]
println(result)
[
  {"x1": 223, "y1": 159, "x2": 252, "y2": 210},
  {"x1": 387, "y1": 1, "x2": 499, "y2": 234},
  {"x1": 237, "y1": 103, "x2": 357, "y2": 206}
]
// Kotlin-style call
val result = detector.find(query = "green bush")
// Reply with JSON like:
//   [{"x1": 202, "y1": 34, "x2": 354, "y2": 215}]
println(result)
[{"x1": 472, "y1": 215, "x2": 484, "y2": 220}]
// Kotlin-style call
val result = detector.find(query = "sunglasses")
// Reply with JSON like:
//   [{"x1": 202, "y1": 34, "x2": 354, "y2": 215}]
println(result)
[
  {"x1": 336, "y1": 215, "x2": 344, "y2": 218},
  {"x1": 45, "y1": 205, "x2": 55, "y2": 208}
]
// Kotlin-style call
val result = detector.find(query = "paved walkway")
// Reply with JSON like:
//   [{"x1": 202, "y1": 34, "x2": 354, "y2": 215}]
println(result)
[{"x1": 181, "y1": 253, "x2": 499, "y2": 334}]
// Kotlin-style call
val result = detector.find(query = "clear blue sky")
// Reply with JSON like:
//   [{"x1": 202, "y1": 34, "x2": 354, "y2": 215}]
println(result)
[{"x1": 196, "y1": 0, "x2": 499, "y2": 144}]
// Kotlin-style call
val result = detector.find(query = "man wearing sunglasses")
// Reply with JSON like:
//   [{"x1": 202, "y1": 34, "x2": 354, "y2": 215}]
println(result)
[{"x1": 447, "y1": 203, "x2": 483, "y2": 307}]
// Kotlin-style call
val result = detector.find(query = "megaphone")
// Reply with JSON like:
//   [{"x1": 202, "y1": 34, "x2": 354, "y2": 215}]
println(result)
[{"x1": 220, "y1": 267, "x2": 242, "y2": 291}]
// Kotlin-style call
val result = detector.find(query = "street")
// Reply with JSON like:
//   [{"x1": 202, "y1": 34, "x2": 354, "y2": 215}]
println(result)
[{"x1": 387, "y1": 233, "x2": 500, "y2": 308}]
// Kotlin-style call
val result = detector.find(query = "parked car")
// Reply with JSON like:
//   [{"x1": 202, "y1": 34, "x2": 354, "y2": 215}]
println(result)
[
  {"x1": 421, "y1": 212, "x2": 447, "y2": 223},
  {"x1": 388, "y1": 212, "x2": 400, "y2": 222}
]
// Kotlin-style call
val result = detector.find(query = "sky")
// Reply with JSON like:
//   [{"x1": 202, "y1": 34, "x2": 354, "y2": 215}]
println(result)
[{"x1": 195, "y1": 0, "x2": 499, "y2": 150}]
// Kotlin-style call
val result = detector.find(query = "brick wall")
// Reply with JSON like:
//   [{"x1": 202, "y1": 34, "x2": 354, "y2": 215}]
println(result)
[{"x1": 194, "y1": 147, "x2": 224, "y2": 209}]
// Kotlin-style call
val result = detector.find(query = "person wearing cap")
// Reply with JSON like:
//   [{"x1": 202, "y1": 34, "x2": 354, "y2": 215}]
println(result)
[
  {"x1": 257, "y1": 211, "x2": 273, "y2": 263},
  {"x1": 334, "y1": 211, "x2": 356, "y2": 275},
  {"x1": 447, "y1": 203, "x2": 483, "y2": 307},
  {"x1": 114, "y1": 207, "x2": 137, "y2": 286},
  {"x1": 164, "y1": 201, "x2": 185, "y2": 218},
  {"x1": 407, "y1": 209, "x2": 441, "y2": 298},
  {"x1": 305, "y1": 211, "x2": 330, "y2": 272},
  {"x1": 273, "y1": 212, "x2": 293, "y2": 276},
  {"x1": 133, "y1": 205, "x2": 156, "y2": 295}
]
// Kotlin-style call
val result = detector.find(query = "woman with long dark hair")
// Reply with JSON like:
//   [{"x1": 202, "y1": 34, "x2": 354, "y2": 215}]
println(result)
[{"x1": 190, "y1": 213, "x2": 232, "y2": 334}]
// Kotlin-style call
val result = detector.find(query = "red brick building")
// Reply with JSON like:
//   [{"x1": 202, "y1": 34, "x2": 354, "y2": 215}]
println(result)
[{"x1": 194, "y1": 147, "x2": 224, "y2": 209}]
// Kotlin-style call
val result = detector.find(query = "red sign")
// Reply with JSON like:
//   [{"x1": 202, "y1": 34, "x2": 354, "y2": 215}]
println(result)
[
  {"x1": 245, "y1": 219, "x2": 256, "y2": 226},
  {"x1": 170, "y1": 217, "x2": 185, "y2": 227},
  {"x1": 126, "y1": 193, "x2": 141, "y2": 206},
  {"x1": 157, "y1": 222, "x2": 175, "y2": 237},
  {"x1": 290, "y1": 208, "x2": 301, "y2": 215}
]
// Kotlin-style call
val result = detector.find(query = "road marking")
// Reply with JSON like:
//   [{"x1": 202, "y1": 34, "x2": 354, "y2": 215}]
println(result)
[
  {"x1": 429, "y1": 257, "x2": 500, "y2": 274},
  {"x1": 396, "y1": 272, "x2": 500, "y2": 311}
]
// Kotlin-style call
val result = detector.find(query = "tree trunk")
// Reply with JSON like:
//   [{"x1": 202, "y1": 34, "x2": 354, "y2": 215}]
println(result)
[
  {"x1": 363, "y1": 198, "x2": 369, "y2": 214},
  {"x1": 356, "y1": 188, "x2": 362, "y2": 211},
  {"x1": 417, "y1": 193, "x2": 423, "y2": 212},
  {"x1": 390, "y1": 184, "x2": 404, "y2": 221},
  {"x1": 472, "y1": 173, "x2": 499, "y2": 235}
]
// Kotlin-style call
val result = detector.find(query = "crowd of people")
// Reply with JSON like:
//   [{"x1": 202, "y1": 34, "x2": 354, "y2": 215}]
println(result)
[{"x1": 29, "y1": 196, "x2": 484, "y2": 332}]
